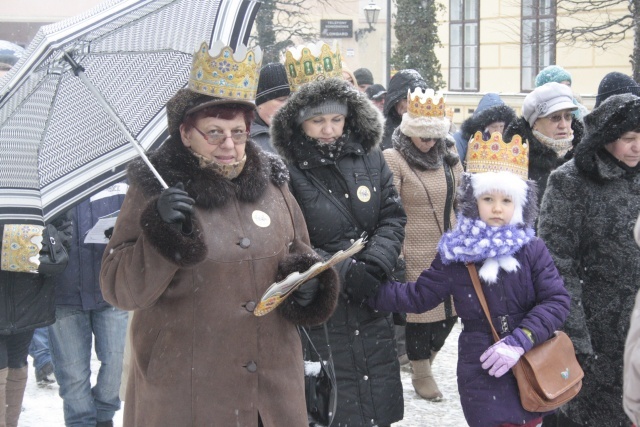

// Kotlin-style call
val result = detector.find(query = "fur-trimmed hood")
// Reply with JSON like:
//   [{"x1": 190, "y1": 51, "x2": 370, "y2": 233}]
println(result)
[
  {"x1": 503, "y1": 116, "x2": 584, "y2": 172},
  {"x1": 460, "y1": 99, "x2": 516, "y2": 143},
  {"x1": 127, "y1": 137, "x2": 289, "y2": 209},
  {"x1": 391, "y1": 126, "x2": 459, "y2": 170},
  {"x1": 270, "y1": 78, "x2": 384, "y2": 163},
  {"x1": 574, "y1": 93, "x2": 640, "y2": 181}
]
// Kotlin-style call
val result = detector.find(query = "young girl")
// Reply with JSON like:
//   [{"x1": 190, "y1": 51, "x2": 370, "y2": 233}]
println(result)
[{"x1": 369, "y1": 133, "x2": 570, "y2": 427}]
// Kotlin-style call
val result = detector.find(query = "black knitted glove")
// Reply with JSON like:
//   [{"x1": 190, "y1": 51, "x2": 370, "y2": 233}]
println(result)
[
  {"x1": 156, "y1": 182, "x2": 194, "y2": 233},
  {"x1": 345, "y1": 261, "x2": 384, "y2": 302},
  {"x1": 291, "y1": 277, "x2": 320, "y2": 307}
]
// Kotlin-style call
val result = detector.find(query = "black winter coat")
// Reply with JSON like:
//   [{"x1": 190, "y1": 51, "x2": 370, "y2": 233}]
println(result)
[
  {"x1": 0, "y1": 218, "x2": 69, "y2": 335},
  {"x1": 271, "y1": 78, "x2": 407, "y2": 426}
]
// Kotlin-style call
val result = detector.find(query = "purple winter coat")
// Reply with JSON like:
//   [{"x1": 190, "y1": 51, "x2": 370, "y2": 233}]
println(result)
[{"x1": 370, "y1": 237, "x2": 570, "y2": 427}]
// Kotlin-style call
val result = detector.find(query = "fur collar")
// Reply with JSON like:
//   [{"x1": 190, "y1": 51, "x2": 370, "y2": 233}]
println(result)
[
  {"x1": 391, "y1": 127, "x2": 459, "y2": 170},
  {"x1": 438, "y1": 215, "x2": 536, "y2": 283},
  {"x1": 270, "y1": 78, "x2": 383, "y2": 163},
  {"x1": 127, "y1": 137, "x2": 289, "y2": 209}
]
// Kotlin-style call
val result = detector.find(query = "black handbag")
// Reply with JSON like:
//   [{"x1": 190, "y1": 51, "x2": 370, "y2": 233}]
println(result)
[
  {"x1": 38, "y1": 224, "x2": 70, "y2": 275},
  {"x1": 300, "y1": 324, "x2": 337, "y2": 427}
]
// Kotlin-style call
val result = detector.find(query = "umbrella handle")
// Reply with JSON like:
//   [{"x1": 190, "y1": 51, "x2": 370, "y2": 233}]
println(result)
[{"x1": 63, "y1": 53, "x2": 169, "y2": 189}]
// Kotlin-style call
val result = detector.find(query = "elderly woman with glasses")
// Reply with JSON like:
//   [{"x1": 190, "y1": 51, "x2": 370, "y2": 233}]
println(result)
[
  {"x1": 503, "y1": 82, "x2": 584, "y2": 208},
  {"x1": 383, "y1": 89, "x2": 463, "y2": 401},
  {"x1": 100, "y1": 44, "x2": 339, "y2": 426}
]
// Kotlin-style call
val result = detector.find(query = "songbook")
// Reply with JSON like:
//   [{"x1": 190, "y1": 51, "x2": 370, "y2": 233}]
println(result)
[{"x1": 254, "y1": 237, "x2": 366, "y2": 317}]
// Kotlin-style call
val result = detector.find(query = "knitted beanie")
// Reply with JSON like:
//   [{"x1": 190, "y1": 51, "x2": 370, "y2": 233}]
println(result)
[
  {"x1": 354, "y1": 68, "x2": 374, "y2": 85},
  {"x1": 365, "y1": 83, "x2": 387, "y2": 100},
  {"x1": 535, "y1": 65, "x2": 572, "y2": 87},
  {"x1": 594, "y1": 72, "x2": 640, "y2": 108},
  {"x1": 255, "y1": 62, "x2": 291, "y2": 106},
  {"x1": 297, "y1": 100, "x2": 348, "y2": 124}
]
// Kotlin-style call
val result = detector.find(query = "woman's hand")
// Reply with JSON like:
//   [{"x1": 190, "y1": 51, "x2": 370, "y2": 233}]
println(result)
[
  {"x1": 156, "y1": 182, "x2": 194, "y2": 232},
  {"x1": 345, "y1": 261, "x2": 384, "y2": 302},
  {"x1": 292, "y1": 278, "x2": 320, "y2": 307}
]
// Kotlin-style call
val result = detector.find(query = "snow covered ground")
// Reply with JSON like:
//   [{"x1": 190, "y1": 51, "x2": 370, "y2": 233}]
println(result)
[{"x1": 19, "y1": 322, "x2": 466, "y2": 426}]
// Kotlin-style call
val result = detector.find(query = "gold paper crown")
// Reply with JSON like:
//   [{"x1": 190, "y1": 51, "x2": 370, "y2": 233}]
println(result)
[
  {"x1": 1, "y1": 224, "x2": 43, "y2": 274},
  {"x1": 284, "y1": 42, "x2": 343, "y2": 92},
  {"x1": 407, "y1": 88, "x2": 446, "y2": 118},
  {"x1": 466, "y1": 131, "x2": 529, "y2": 180},
  {"x1": 188, "y1": 41, "x2": 263, "y2": 101}
]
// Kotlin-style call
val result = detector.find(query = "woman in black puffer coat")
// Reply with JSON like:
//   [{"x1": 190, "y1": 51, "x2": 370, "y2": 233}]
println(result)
[{"x1": 271, "y1": 77, "x2": 407, "y2": 427}]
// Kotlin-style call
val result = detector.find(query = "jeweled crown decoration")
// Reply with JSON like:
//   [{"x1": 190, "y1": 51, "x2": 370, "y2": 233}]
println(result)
[
  {"x1": 189, "y1": 41, "x2": 263, "y2": 101},
  {"x1": 466, "y1": 131, "x2": 529, "y2": 180},
  {"x1": 407, "y1": 88, "x2": 446, "y2": 118},
  {"x1": 284, "y1": 42, "x2": 343, "y2": 92}
]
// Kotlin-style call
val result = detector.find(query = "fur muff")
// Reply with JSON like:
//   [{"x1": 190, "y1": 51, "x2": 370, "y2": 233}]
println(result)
[
  {"x1": 575, "y1": 93, "x2": 640, "y2": 181},
  {"x1": 276, "y1": 253, "x2": 339, "y2": 326},
  {"x1": 270, "y1": 78, "x2": 383, "y2": 162}
]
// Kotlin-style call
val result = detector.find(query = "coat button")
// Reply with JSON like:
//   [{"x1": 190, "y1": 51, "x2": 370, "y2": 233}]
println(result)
[
  {"x1": 246, "y1": 361, "x2": 257, "y2": 372},
  {"x1": 239, "y1": 237, "x2": 251, "y2": 248},
  {"x1": 354, "y1": 330, "x2": 360, "y2": 335},
  {"x1": 245, "y1": 301, "x2": 256, "y2": 312}
]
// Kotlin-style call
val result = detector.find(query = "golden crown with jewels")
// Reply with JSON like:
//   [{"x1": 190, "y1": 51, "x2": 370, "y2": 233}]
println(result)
[
  {"x1": 188, "y1": 41, "x2": 263, "y2": 101},
  {"x1": 284, "y1": 41, "x2": 343, "y2": 92},
  {"x1": 407, "y1": 88, "x2": 446, "y2": 118},
  {"x1": 466, "y1": 131, "x2": 529, "y2": 179}
]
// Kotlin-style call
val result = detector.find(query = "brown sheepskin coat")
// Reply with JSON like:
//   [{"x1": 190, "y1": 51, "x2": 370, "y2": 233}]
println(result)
[{"x1": 100, "y1": 139, "x2": 338, "y2": 427}]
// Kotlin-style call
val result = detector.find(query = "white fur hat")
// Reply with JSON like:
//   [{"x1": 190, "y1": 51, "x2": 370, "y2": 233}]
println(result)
[{"x1": 400, "y1": 112, "x2": 450, "y2": 139}]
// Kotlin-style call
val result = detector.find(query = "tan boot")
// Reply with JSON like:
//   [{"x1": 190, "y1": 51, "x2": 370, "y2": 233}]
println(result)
[
  {"x1": 0, "y1": 368, "x2": 8, "y2": 427},
  {"x1": 5, "y1": 367, "x2": 27, "y2": 427},
  {"x1": 411, "y1": 359, "x2": 443, "y2": 401}
]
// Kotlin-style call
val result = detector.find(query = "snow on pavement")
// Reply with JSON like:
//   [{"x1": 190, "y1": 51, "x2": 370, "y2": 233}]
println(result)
[{"x1": 20, "y1": 322, "x2": 466, "y2": 426}]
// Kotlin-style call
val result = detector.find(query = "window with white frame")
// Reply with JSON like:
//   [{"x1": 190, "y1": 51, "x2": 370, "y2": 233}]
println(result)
[
  {"x1": 521, "y1": 0, "x2": 556, "y2": 91},
  {"x1": 449, "y1": 0, "x2": 479, "y2": 91}
]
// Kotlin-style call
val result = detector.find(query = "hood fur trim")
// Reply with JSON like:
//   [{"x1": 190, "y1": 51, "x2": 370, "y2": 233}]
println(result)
[
  {"x1": 270, "y1": 78, "x2": 383, "y2": 163},
  {"x1": 127, "y1": 137, "x2": 288, "y2": 209},
  {"x1": 392, "y1": 127, "x2": 459, "y2": 170},
  {"x1": 460, "y1": 104, "x2": 516, "y2": 142}
]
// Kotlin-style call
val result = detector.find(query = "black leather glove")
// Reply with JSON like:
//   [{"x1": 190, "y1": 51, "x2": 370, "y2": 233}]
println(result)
[
  {"x1": 156, "y1": 182, "x2": 195, "y2": 233},
  {"x1": 39, "y1": 224, "x2": 69, "y2": 275},
  {"x1": 292, "y1": 277, "x2": 320, "y2": 307},
  {"x1": 345, "y1": 261, "x2": 384, "y2": 302}
]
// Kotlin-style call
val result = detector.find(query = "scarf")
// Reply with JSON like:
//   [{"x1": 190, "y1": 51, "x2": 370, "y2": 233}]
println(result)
[
  {"x1": 193, "y1": 151, "x2": 247, "y2": 180},
  {"x1": 392, "y1": 131, "x2": 446, "y2": 171},
  {"x1": 532, "y1": 130, "x2": 574, "y2": 157},
  {"x1": 438, "y1": 215, "x2": 536, "y2": 284},
  {"x1": 306, "y1": 130, "x2": 351, "y2": 160}
]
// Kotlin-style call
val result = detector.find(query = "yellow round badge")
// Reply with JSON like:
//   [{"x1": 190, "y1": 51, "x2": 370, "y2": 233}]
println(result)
[
  {"x1": 252, "y1": 210, "x2": 271, "y2": 228},
  {"x1": 357, "y1": 186, "x2": 371, "y2": 202}
]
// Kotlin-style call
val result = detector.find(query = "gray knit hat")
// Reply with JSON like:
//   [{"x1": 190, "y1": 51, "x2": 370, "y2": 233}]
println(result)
[
  {"x1": 255, "y1": 63, "x2": 291, "y2": 106},
  {"x1": 297, "y1": 100, "x2": 348, "y2": 124},
  {"x1": 522, "y1": 82, "x2": 577, "y2": 128},
  {"x1": 354, "y1": 68, "x2": 374, "y2": 85}
]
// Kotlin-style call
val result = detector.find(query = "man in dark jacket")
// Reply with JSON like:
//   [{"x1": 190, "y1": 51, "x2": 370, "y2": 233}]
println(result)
[
  {"x1": 381, "y1": 69, "x2": 427, "y2": 150},
  {"x1": 47, "y1": 183, "x2": 128, "y2": 427},
  {"x1": 250, "y1": 62, "x2": 290, "y2": 154}
]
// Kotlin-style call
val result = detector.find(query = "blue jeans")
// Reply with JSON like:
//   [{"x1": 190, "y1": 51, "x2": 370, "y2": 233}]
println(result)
[
  {"x1": 29, "y1": 327, "x2": 53, "y2": 371},
  {"x1": 48, "y1": 306, "x2": 128, "y2": 427}
]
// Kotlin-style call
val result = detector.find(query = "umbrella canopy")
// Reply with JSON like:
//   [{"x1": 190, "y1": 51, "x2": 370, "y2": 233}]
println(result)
[{"x1": 0, "y1": 0, "x2": 260, "y2": 225}]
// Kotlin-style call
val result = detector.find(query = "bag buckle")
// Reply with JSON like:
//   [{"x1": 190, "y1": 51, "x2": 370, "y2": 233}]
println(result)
[{"x1": 498, "y1": 315, "x2": 510, "y2": 334}]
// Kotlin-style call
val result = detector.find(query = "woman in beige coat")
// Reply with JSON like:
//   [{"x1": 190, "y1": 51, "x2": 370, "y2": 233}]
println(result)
[
  {"x1": 100, "y1": 42, "x2": 339, "y2": 427},
  {"x1": 383, "y1": 89, "x2": 463, "y2": 400}
]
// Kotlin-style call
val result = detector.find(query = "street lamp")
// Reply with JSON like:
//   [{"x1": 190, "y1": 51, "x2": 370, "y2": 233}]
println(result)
[{"x1": 354, "y1": 1, "x2": 381, "y2": 41}]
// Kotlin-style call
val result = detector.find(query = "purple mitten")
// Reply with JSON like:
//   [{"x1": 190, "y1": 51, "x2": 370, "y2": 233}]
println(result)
[{"x1": 480, "y1": 328, "x2": 533, "y2": 378}]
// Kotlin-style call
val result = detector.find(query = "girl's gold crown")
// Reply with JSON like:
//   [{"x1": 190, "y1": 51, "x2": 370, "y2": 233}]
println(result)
[
  {"x1": 188, "y1": 41, "x2": 263, "y2": 102},
  {"x1": 284, "y1": 41, "x2": 343, "y2": 92},
  {"x1": 407, "y1": 88, "x2": 446, "y2": 118},
  {"x1": 466, "y1": 131, "x2": 529, "y2": 180}
]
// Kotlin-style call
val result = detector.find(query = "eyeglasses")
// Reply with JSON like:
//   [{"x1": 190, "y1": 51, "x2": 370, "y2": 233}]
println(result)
[
  {"x1": 419, "y1": 137, "x2": 440, "y2": 143},
  {"x1": 193, "y1": 127, "x2": 248, "y2": 145},
  {"x1": 543, "y1": 112, "x2": 573, "y2": 123}
]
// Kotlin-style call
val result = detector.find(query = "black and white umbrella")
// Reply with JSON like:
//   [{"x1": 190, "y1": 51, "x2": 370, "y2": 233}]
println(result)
[{"x1": 0, "y1": 0, "x2": 260, "y2": 225}]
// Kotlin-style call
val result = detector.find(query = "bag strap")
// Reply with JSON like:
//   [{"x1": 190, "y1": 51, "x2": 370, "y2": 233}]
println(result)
[
  {"x1": 466, "y1": 263, "x2": 500, "y2": 342},
  {"x1": 303, "y1": 169, "x2": 363, "y2": 230},
  {"x1": 299, "y1": 323, "x2": 335, "y2": 367}
]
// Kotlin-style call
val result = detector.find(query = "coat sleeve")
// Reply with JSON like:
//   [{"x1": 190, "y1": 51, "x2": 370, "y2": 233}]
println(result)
[
  {"x1": 99, "y1": 183, "x2": 206, "y2": 310},
  {"x1": 358, "y1": 149, "x2": 407, "y2": 277},
  {"x1": 518, "y1": 239, "x2": 571, "y2": 346},
  {"x1": 369, "y1": 254, "x2": 450, "y2": 313},
  {"x1": 624, "y1": 290, "x2": 640, "y2": 426},
  {"x1": 538, "y1": 167, "x2": 593, "y2": 354},
  {"x1": 275, "y1": 185, "x2": 339, "y2": 326}
]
